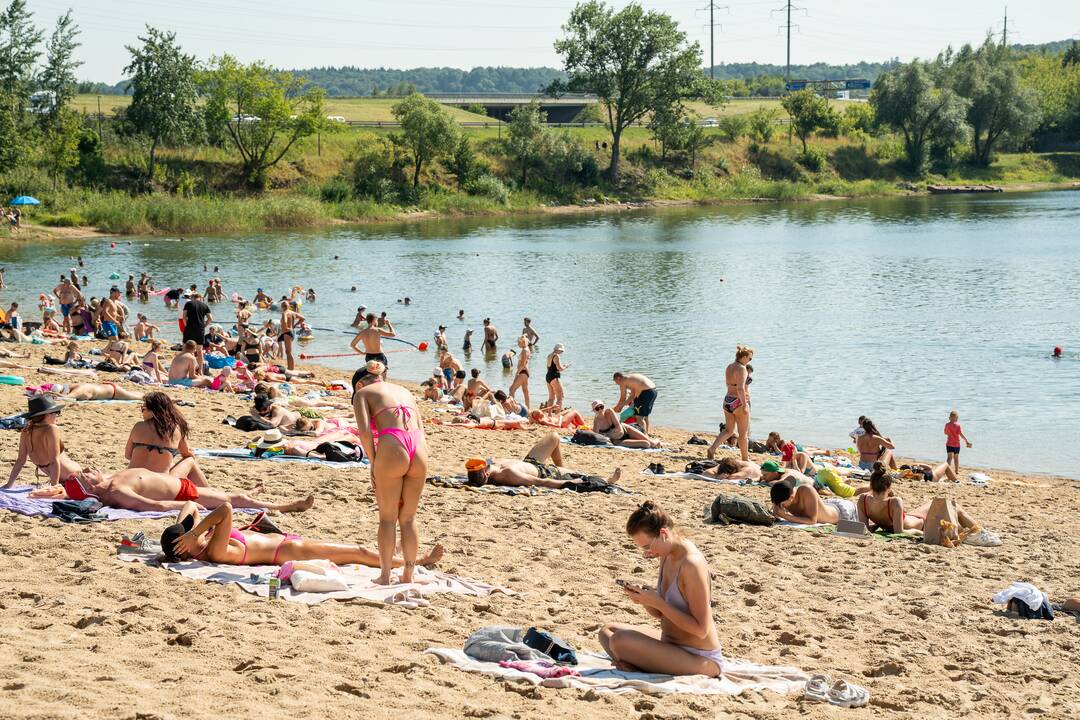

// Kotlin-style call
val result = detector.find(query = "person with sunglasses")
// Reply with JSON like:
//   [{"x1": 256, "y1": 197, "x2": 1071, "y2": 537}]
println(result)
[{"x1": 125, "y1": 392, "x2": 208, "y2": 487}]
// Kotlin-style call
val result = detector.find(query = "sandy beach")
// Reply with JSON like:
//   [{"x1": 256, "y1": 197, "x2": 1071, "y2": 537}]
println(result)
[{"x1": 1, "y1": 345, "x2": 1077, "y2": 720}]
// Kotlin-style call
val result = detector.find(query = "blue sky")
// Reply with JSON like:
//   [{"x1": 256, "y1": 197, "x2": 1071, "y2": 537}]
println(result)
[{"x1": 24, "y1": 0, "x2": 1080, "y2": 81}]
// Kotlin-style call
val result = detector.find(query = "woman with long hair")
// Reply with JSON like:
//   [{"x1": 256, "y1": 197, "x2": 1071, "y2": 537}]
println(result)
[
  {"x1": 507, "y1": 335, "x2": 532, "y2": 409},
  {"x1": 709, "y1": 345, "x2": 753, "y2": 461},
  {"x1": 4, "y1": 396, "x2": 82, "y2": 488},
  {"x1": 351, "y1": 359, "x2": 428, "y2": 585},
  {"x1": 599, "y1": 501, "x2": 724, "y2": 676},
  {"x1": 125, "y1": 391, "x2": 208, "y2": 486},
  {"x1": 544, "y1": 344, "x2": 570, "y2": 409},
  {"x1": 855, "y1": 417, "x2": 897, "y2": 471}
]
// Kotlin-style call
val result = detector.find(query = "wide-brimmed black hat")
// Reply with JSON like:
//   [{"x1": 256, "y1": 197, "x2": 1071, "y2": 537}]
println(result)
[{"x1": 23, "y1": 395, "x2": 62, "y2": 419}]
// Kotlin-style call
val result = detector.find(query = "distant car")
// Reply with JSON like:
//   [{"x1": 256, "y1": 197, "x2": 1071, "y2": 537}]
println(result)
[
  {"x1": 702, "y1": 117, "x2": 719, "y2": 127},
  {"x1": 27, "y1": 90, "x2": 56, "y2": 115},
  {"x1": 231, "y1": 114, "x2": 261, "y2": 124},
  {"x1": 326, "y1": 115, "x2": 346, "y2": 123}
]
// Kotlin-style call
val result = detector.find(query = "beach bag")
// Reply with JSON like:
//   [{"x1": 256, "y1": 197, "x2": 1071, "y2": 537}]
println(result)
[
  {"x1": 226, "y1": 415, "x2": 275, "y2": 432},
  {"x1": 685, "y1": 459, "x2": 719, "y2": 475},
  {"x1": 570, "y1": 429, "x2": 610, "y2": 446},
  {"x1": 710, "y1": 492, "x2": 775, "y2": 526},
  {"x1": 921, "y1": 497, "x2": 959, "y2": 546},
  {"x1": 43, "y1": 356, "x2": 65, "y2": 365},
  {"x1": 523, "y1": 627, "x2": 578, "y2": 665},
  {"x1": 314, "y1": 441, "x2": 363, "y2": 463},
  {"x1": 749, "y1": 440, "x2": 768, "y2": 454}
]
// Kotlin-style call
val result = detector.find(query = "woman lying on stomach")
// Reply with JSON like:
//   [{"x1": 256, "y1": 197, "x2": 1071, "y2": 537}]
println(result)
[
  {"x1": 161, "y1": 501, "x2": 443, "y2": 568},
  {"x1": 599, "y1": 501, "x2": 724, "y2": 677}
]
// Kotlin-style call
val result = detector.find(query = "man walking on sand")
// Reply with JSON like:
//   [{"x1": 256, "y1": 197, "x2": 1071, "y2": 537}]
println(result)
[{"x1": 612, "y1": 371, "x2": 659, "y2": 435}]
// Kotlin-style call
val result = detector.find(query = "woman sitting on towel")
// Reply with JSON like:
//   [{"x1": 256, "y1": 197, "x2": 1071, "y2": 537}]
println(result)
[
  {"x1": 161, "y1": 501, "x2": 444, "y2": 569},
  {"x1": 125, "y1": 392, "x2": 209, "y2": 487},
  {"x1": 600, "y1": 501, "x2": 724, "y2": 677},
  {"x1": 4, "y1": 396, "x2": 82, "y2": 489},
  {"x1": 858, "y1": 463, "x2": 999, "y2": 545},
  {"x1": 590, "y1": 400, "x2": 660, "y2": 448}
]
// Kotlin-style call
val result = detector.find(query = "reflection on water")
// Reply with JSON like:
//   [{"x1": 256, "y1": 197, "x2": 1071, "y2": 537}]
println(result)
[{"x1": 2, "y1": 191, "x2": 1079, "y2": 477}]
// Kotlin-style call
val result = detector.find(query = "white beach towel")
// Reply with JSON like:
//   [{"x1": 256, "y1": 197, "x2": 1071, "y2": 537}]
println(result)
[
  {"x1": 641, "y1": 469, "x2": 759, "y2": 486},
  {"x1": 561, "y1": 437, "x2": 671, "y2": 452},
  {"x1": 117, "y1": 553, "x2": 511, "y2": 606},
  {"x1": 195, "y1": 448, "x2": 368, "y2": 469},
  {"x1": 425, "y1": 649, "x2": 810, "y2": 696}
]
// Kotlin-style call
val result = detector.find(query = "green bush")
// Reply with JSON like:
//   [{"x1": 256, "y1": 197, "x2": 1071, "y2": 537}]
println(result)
[
  {"x1": 464, "y1": 174, "x2": 510, "y2": 205},
  {"x1": 716, "y1": 115, "x2": 749, "y2": 143},
  {"x1": 39, "y1": 212, "x2": 85, "y2": 227},
  {"x1": 798, "y1": 147, "x2": 828, "y2": 173},
  {"x1": 748, "y1": 108, "x2": 780, "y2": 143},
  {"x1": 350, "y1": 133, "x2": 406, "y2": 198},
  {"x1": 319, "y1": 178, "x2": 353, "y2": 203}
]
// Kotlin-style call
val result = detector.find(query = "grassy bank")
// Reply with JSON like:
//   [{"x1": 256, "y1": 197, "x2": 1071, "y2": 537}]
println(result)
[{"x1": 9, "y1": 120, "x2": 1080, "y2": 237}]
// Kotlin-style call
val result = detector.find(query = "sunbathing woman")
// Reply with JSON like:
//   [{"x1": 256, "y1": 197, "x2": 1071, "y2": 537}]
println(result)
[
  {"x1": 125, "y1": 392, "x2": 208, "y2": 487},
  {"x1": 770, "y1": 477, "x2": 858, "y2": 524},
  {"x1": 857, "y1": 463, "x2": 999, "y2": 545},
  {"x1": 599, "y1": 501, "x2": 724, "y2": 677},
  {"x1": 253, "y1": 395, "x2": 303, "y2": 430},
  {"x1": 103, "y1": 339, "x2": 139, "y2": 370},
  {"x1": 4, "y1": 396, "x2": 82, "y2": 488},
  {"x1": 899, "y1": 462, "x2": 958, "y2": 483},
  {"x1": 254, "y1": 382, "x2": 351, "y2": 411},
  {"x1": 764, "y1": 432, "x2": 821, "y2": 474},
  {"x1": 352, "y1": 359, "x2": 428, "y2": 585},
  {"x1": 252, "y1": 366, "x2": 321, "y2": 386},
  {"x1": 528, "y1": 406, "x2": 585, "y2": 429},
  {"x1": 591, "y1": 400, "x2": 660, "y2": 448},
  {"x1": 464, "y1": 368, "x2": 491, "y2": 407},
  {"x1": 35, "y1": 382, "x2": 144, "y2": 402},
  {"x1": 161, "y1": 502, "x2": 444, "y2": 568},
  {"x1": 703, "y1": 456, "x2": 761, "y2": 481},
  {"x1": 855, "y1": 417, "x2": 897, "y2": 471}
]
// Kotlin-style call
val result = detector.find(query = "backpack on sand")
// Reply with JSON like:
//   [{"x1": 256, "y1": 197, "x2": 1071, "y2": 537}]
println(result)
[
  {"x1": 570, "y1": 429, "x2": 610, "y2": 446},
  {"x1": 709, "y1": 492, "x2": 775, "y2": 526}
]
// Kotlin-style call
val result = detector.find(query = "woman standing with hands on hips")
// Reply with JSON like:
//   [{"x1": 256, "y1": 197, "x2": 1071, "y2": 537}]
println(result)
[
  {"x1": 599, "y1": 501, "x2": 724, "y2": 677},
  {"x1": 352, "y1": 359, "x2": 428, "y2": 585},
  {"x1": 544, "y1": 344, "x2": 570, "y2": 409}
]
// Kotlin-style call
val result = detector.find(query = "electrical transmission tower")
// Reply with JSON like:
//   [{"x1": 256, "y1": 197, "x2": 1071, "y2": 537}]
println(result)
[
  {"x1": 699, "y1": 2, "x2": 729, "y2": 80},
  {"x1": 772, "y1": 1, "x2": 805, "y2": 89}
]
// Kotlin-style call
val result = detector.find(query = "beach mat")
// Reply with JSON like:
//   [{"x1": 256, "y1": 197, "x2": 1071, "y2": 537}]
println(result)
[
  {"x1": 0, "y1": 486, "x2": 177, "y2": 521},
  {"x1": 560, "y1": 437, "x2": 671, "y2": 453},
  {"x1": 425, "y1": 649, "x2": 810, "y2": 696},
  {"x1": 195, "y1": 448, "x2": 368, "y2": 469},
  {"x1": 117, "y1": 553, "x2": 512, "y2": 606},
  {"x1": 641, "y1": 469, "x2": 761, "y2": 486},
  {"x1": 427, "y1": 475, "x2": 632, "y2": 496}
]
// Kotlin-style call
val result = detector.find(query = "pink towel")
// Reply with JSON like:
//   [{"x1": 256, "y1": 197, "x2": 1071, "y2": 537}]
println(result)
[{"x1": 498, "y1": 659, "x2": 580, "y2": 678}]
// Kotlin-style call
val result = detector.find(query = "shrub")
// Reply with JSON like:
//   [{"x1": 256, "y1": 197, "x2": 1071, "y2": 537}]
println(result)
[
  {"x1": 748, "y1": 108, "x2": 780, "y2": 143},
  {"x1": 319, "y1": 177, "x2": 353, "y2": 203},
  {"x1": 464, "y1": 174, "x2": 510, "y2": 205},
  {"x1": 798, "y1": 147, "x2": 829, "y2": 173},
  {"x1": 716, "y1": 115, "x2": 749, "y2": 143},
  {"x1": 350, "y1": 133, "x2": 406, "y2": 198},
  {"x1": 841, "y1": 103, "x2": 875, "y2": 135}
]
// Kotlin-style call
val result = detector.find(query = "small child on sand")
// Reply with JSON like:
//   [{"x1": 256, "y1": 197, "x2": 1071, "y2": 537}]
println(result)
[{"x1": 944, "y1": 410, "x2": 972, "y2": 474}]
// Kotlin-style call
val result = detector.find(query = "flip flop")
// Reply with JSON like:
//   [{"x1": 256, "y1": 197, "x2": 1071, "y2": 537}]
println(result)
[
  {"x1": 803, "y1": 673, "x2": 831, "y2": 702},
  {"x1": 827, "y1": 679, "x2": 869, "y2": 708}
]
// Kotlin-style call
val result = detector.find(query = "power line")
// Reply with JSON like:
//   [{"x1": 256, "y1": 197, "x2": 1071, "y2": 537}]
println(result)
[
  {"x1": 772, "y1": 1, "x2": 806, "y2": 89},
  {"x1": 698, "y1": 2, "x2": 729, "y2": 79}
]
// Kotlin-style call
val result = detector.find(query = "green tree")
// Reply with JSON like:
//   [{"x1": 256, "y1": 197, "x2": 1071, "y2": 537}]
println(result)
[
  {"x1": 41, "y1": 107, "x2": 80, "y2": 187},
  {"x1": 446, "y1": 136, "x2": 483, "y2": 188},
  {"x1": 648, "y1": 104, "x2": 691, "y2": 160},
  {"x1": 550, "y1": 1, "x2": 706, "y2": 180},
  {"x1": 1017, "y1": 53, "x2": 1080, "y2": 137},
  {"x1": 716, "y1": 114, "x2": 748, "y2": 143},
  {"x1": 200, "y1": 55, "x2": 326, "y2": 187},
  {"x1": 781, "y1": 89, "x2": 833, "y2": 152},
  {"x1": 0, "y1": 93, "x2": 22, "y2": 167},
  {"x1": 506, "y1": 99, "x2": 546, "y2": 186},
  {"x1": 951, "y1": 40, "x2": 1039, "y2": 165},
  {"x1": 0, "y1": 0, "x2": 43, "y2": 119},
  {"x1": 390, "y1": 92, "x2": 460, "y2": 187},
  {"x1": 1063, "y1": 41, "x2": 1080, "y2": 68},
  {"x1": 124, "y1": 27, "x2": 202, "y2": 181},
  {"x1": 350, "y1": 133, "x2": 406, "y2": 200},
  {"x1": 37, "y1": 9, "x2": 80, "y2": 129},
  {"x1": 748, "y1": 107, "x2": 780, "y2": 143},
  {"x1": 840, "y1": 103, "x2": 875, "y2": 135},
  {"x1": 871, "y1": 62, "x2": 970, "y2": 174}
]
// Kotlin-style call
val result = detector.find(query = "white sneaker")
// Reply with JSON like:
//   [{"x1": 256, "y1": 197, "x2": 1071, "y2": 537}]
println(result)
[{"x1": 965, "y1": 529, "x2": 1002, "y2": 547}]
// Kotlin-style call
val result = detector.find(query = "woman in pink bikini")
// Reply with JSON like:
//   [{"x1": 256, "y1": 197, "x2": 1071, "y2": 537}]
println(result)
[
  {"x1": 351, "y1": 359, "x2": 428, "y2": 585},
  {"x1": 162, "y1": 501, "x2": 443, "y2": 569},
  {"x1": 599, "y1": 501, "x2": 725, "y2": 677}
]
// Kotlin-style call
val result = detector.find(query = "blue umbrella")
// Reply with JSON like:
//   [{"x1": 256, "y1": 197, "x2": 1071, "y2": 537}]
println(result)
[{"x1": 9, "y1": 196, "x2": 40, "y2": 206}]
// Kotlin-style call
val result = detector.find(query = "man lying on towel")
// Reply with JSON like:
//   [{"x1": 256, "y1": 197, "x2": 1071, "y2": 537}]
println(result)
[
  {"x1": 161, "y1": 501, "x2": 443, "y2": 568},
  {"x1": 30, "y1": 467, "x2": 314, "y2": 514},
  {"x1": 465, "y1": 432, "x2": 622, "y2": 491}
]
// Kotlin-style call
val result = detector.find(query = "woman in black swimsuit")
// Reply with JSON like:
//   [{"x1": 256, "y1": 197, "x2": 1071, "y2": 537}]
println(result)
[
  {"x1": 238, "y1": 323, "x2": 262, "y2": 367},
  {"x1": 544, "y1": 344, "x2": 569, "y2": 409},
  {"x1": 124, "y1": 392, "x2": 208, "y2": 486}
]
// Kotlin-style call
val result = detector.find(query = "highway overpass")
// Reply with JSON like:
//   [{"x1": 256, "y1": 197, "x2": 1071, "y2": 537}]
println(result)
[{"x1": 426, "y1": 93, "x2": 597, "y2": 123}]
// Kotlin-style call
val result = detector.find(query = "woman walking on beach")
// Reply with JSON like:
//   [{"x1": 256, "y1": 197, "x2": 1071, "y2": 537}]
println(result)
[
  {"x1": 599, "y1": 501, "x2": 724, "y2": 676},
  {"x1": 125, "y1": 392, "x2": 209, "y2": 487},
  {"x1": 544, "y1": 344, "x2": 569, "y2": 409},
  {"x1": 507, "y1": 335, "x2": 531, "y2": 409},
  {"x1": 352, "y1": 359, "x2": 428, "y2": 585},
  {"x1": 709, "y1": 345, "x2": 753, "y2": 461},
  {"x1": 4, "y1": 396, "x2": 82, "y2": 488}
]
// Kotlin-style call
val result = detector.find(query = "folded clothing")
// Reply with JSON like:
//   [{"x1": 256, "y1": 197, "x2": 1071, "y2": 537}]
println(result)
[
  {"x1": 993, "y1": 581, "x2": 1054, "y2": 620},
  {"x1": 499, "y1": 659, "x2": 580, "y2": 678},
  {"x1": 465, "y1": 626, "x2": 551, "y2": 663}
]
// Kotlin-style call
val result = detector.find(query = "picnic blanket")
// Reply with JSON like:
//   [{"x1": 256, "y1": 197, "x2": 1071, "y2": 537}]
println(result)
[
  {"x1": 560, "y1": 437, "x2": 671, "y2": 453},
  {"x1": 427, "y1": 475, "x2": 632, "y2": 496},
  {"x1": 425, "y1": 649, "x2": 810, "y2": 696},
  {"x1": 195, "y1": 448, "x2": 368, "y2": 469},
  {"x1": 0, "y1": 486, "x2": 175, "y2": 521},
  {"x1": 641, "y1": 469, "x2": 761, "y2": 486},
  {"x1": 117, "y1": 552, "x2": 512, "y2": 606}
]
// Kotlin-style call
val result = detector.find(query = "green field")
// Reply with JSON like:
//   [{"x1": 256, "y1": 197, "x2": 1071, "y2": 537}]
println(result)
[
  {"x1": 71, "y1": 94, "x2": 493, "y2": 123},
  {"x1": 684, "y1": 97, "x2": 857, "y2": 119}
]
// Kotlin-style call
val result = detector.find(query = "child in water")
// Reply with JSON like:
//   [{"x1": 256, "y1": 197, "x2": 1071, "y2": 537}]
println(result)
[{"x1": 944, "y1": 410, "x2": 972, "y2": 474}]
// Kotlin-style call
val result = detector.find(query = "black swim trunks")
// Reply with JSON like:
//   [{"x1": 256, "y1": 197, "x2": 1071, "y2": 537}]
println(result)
[
  {"x1": 523, "y1": 456, "x2": 564, "y2": 480},
  {"x1": 634, "y1": 387, "x2": 658, "y2": 418},
  {"x1": 365, "y1": 352, "x2": 389, "y2": 368}
]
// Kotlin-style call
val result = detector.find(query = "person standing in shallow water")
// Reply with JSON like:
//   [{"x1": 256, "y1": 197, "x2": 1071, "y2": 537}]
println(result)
[{"x1": 482, "y1": 318, "x2": 498, "y2": 354}]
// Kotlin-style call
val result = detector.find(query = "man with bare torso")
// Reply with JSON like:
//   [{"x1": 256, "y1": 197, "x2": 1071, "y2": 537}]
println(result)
[
  {"x1": 98, "y1": 287, "x2": 124, "y2": 339},
  {"x1": 39, "y1": 466, "x2": 314, "y2": 513},
  {"x1": 612, "y1": 371, "x2": 658, "y2": 434},
  {"x1": 464, "y1": 433, "x2": 622, "y2": 490},
  {"x1": 482, "y1": 318, "x2": 498, "y2": 353},
  {"x1": 350, "y1": 313, "x2": 396, "y2": 375},
  {"x1": 168, "y1": 340, "x2": 211, "y2": 387},
  {"x1": 52, "y1": 277, "x2": 84, "y2": 333}
]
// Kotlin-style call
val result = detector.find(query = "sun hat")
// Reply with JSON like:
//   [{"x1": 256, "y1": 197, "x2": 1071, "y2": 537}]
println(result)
[
  {"x1": 22, "y1": 395, "x2": 63, "y2": 419},
  {"x1": 591, "y1": 400, "x2": 604, "y2": 411},
  {"x1": 257, "y1": 428, "x2": 285, "y2": 448},
  {"x1": 554, "y1": 344, "x2": 565, "y2": 352},
  {"x1": 761, "y1": 460, "x2": 782, "y2": 473},
  {"x1": 160, "y1": 514, "x2": 196, "y2": 561}
]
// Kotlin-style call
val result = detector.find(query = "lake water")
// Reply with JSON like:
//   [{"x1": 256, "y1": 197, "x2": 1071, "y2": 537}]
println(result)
[{"x1": 3, "y1": 191, "x2": 1079, "y2": 477}]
